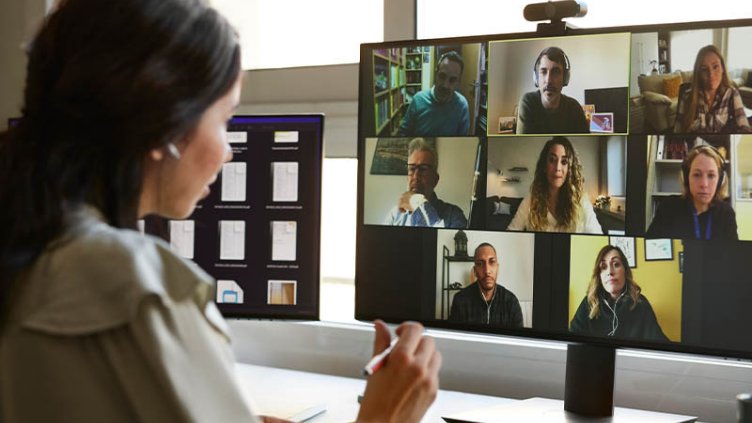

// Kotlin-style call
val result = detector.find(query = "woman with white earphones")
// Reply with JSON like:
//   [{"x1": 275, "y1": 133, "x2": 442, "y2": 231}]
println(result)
[{"x1": 570, "y1": 245, "x2": 668, "y2": 341}]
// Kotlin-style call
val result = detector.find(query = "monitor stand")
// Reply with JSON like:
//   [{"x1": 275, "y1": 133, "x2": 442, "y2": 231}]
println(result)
[{"x1": 442, "y1": 344, "x2": 697, "y2": 423}]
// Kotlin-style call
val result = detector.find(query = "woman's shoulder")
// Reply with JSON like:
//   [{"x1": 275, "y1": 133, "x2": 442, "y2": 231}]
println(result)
[{"x1": 17, "y1": 209, "x2": 213, "y2": 335}]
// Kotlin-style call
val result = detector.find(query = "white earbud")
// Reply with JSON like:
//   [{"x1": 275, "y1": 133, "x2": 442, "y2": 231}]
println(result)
[{"x1": 166, "y1": 143, "x2": 181, "y2": 160}]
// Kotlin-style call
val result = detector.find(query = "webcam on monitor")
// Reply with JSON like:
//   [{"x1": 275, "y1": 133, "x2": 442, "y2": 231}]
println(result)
[{"x1": 524, "y1": 0, "x2": 587, "y2": 35}]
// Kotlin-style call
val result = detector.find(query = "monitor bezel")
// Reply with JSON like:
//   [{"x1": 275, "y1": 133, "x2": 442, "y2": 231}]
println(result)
[{"x1": 355, "y1": 18, "x2": 752, "y2": 361}]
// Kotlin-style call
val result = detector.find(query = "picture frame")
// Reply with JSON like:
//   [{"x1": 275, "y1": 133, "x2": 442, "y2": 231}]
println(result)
[
  {"x1": 609, "y1": 236, "x2": 636, "y2": 268},
  {"x1": 369, "y1": 137, "x2": 436, "y2": 175},
  {"x1": 589, "y1": 112, "x2": 614, "y2": 133},
  {"x1": 645, "y1": 238, "x2": 673, "y2": 261},
  {"x1": 678, "y1": 251, "x2": 684, "y2": 273}
]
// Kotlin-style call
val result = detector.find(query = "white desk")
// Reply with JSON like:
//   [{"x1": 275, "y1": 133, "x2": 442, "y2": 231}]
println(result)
[
  {"x1": 234, "y1": 363, "x2": 514, "y2": 422},
  {"x1": 235, "y1": 364, "x2": 697, "y2": 423}
]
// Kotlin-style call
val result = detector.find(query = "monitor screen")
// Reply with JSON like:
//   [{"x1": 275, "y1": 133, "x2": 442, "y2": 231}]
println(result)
[
  {"x1": 356, "y1": 17, "x2": 752, "y2": 415},
  {"x1": 145, "y1": 114, "x2": 324, "y2": 320}
]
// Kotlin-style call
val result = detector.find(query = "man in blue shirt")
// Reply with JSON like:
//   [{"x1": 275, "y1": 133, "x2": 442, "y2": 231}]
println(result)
[
  {"x1": 384, "y1": 138, "x2": 467, "y2": 228},
  {"x1": 398, "y1": 51, "x2": 470, "y2": 136}
]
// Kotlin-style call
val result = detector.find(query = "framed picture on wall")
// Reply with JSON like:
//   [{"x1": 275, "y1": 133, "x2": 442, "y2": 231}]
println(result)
[
  {"x1": 369, "y1": 137, "x2": 436, "y2": 175},
  {"x1": 609, "y1": 236, "x2": 636, "y2": 268},
  {"x1": 645, "y1": 238, "x2": 673, "y2": 261}
]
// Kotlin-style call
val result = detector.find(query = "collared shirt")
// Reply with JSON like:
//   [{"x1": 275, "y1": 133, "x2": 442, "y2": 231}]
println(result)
[
  {"x1": 675, "y1": 86, "x2": 750, "y2": 133},
  {"x1": 384, "y1": 193, "x2": 468, "y2": 228}
]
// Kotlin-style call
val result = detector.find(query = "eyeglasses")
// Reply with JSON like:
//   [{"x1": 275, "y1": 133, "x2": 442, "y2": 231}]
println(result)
[{"x1": 407, "y1": 164, "x2": 435, "y2": 175}]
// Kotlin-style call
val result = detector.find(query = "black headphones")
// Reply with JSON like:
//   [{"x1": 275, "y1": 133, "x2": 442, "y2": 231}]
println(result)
[
  {"x1": 681, "y1": 144, "x2": 726, "y2": 195},
  {"x1": 533, "y1": 46, "x2": 570, "y2": 88}
]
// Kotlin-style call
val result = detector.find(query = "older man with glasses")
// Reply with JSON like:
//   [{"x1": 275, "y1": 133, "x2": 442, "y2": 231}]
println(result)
[{"x1": 384, "y1": 138, "x2": 468, "y2": 228}]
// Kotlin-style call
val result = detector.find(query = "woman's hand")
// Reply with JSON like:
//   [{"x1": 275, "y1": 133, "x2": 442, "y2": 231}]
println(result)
[{"x1": 356, "y1": 320, "x2": 442, "y2": 423}]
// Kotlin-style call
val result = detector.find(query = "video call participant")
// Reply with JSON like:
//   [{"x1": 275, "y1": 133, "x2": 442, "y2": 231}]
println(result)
[
  {"x1": 0, "y1": 1, "x2": 441, "y2": 422},
  {"x1": 674, "y1": 45, "x2": 751, "y2": 133},
  {"x1": 516, "y1": 46, "x2": 589, "y2": 134},
  {"x1": 507, "y1": 137, "x2": 602, "y2": 233},
  {"x1": 646, "y1": 144, "x2": 738, "y2": 240},
  {"x1": 398, "y1": 51, "x2": 470, "y2": 136},
  {"x1": 570, "y1": 246, "x2": 668, "y2": 341},
  {"x1": 384, "y1": 138, "x2": 467, "y2": 228},
  {"x1": 449, "y1": 243, "x2": 523, "y2": 327}
]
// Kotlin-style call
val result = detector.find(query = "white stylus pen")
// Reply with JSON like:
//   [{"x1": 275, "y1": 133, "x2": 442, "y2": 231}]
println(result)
[{"x1": 362, "y1": 336, "x2": 399, "y2": 376}]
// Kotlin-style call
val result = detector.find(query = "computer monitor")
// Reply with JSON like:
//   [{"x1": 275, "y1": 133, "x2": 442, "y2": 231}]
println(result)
[
  {"x1": 145, "y1": 114, "x2": 324, "y2": 320},
  {"x1": 356, "y1": 18, "x2": 752, "y2": 418}
]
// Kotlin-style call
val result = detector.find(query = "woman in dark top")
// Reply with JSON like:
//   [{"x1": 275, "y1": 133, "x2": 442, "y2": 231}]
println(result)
[
  {"x1": 570, "y1": 245, "x2": 668, "y2": 342},
  {"x1": 646, "y1": 144, "x2": 738, "y2": 240}
]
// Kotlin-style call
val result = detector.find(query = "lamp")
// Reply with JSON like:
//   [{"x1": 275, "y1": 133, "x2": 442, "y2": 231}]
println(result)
[{"x1": 454, "y1": 230, "x2": 468, "y2": 257}]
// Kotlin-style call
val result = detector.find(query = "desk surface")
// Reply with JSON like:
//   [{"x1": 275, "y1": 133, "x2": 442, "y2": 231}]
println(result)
[
  {"x1": 235, "y1": 364, "x2": 699, "y2": 423},
  {"x1": 235, "y1": 363, "x2": 513, "y2": 422}
]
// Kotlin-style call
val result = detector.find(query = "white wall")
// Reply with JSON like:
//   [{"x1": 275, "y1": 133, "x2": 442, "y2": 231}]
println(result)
[
  {"x1": 487, "y1": 32, "x2": 631, "y2": 123},
  {"x1": 362, "y1": 137, "x2": 479, "y2": 225},
  {"x1": 630, "y1": 32, "x2": 659, "y2": 94}
]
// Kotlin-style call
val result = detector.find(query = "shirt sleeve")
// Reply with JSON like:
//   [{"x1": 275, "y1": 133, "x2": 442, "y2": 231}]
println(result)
[
  {"x1": 731, "y1": 88, "x2": 751, "y2": 130},
  {"x1": 459, "y1": 99, "x2": 470, "y2": 135},
  {"x1": 515, "y1": 95, "x2": 532, "y2": 134},
  {"x1": 569, "y1": 298, "x2": 591, "y2": 334}
]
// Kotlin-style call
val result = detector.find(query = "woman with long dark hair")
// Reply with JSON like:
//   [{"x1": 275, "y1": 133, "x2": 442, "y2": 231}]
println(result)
[
  {"x1": 507, "y1": 136, "x2": 602, "y2": 234},
  {"x1": 0, "y1": 1, "x2": 440, "y2": 421},
  {"x1": 570, "y1": 245, "x2": 668, "y2": 341}
]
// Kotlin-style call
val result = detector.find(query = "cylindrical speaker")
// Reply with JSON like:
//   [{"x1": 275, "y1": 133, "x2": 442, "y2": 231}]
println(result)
[{"x1": 739, "y1": 393, "x2": 752, "y2": 423}]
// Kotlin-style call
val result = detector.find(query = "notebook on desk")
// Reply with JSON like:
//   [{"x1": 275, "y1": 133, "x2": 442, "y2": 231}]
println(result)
[
  {"x1": 286, "y1": 403, "x2": 327, "y2": 422},
  {"x1": 442, "y1": 397, "x2": 696, "y2": 423}
]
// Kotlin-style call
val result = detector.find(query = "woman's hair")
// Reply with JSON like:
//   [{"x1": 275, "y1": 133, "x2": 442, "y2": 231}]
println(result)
[
  {"x1": 528, "y1": 137, "x2": 584, "y2": 231},
  {"x1": 681, "y1": 143, "x2": 727, "y2": 202},
  {"x1": 0, "y1": 0, "x2": 241, "y2": 305},
  {"x1": 679, "y1": 45, "x2": 731, "y2": 132},
  {"x1": 586, "y1": 245, "x2": 641, "y2": 319}
]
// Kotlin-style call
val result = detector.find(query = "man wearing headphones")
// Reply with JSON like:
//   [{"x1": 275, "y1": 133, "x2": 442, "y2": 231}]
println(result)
[
  {"x1": 516, "y1": 46, "x2": 589, "y2": 134},
  {"x1": 398, "y1": 51, "x2": 470, "y2": 136},
  {"x1": 646, "y1": 143, "x2": 738, "y2": 240}
]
